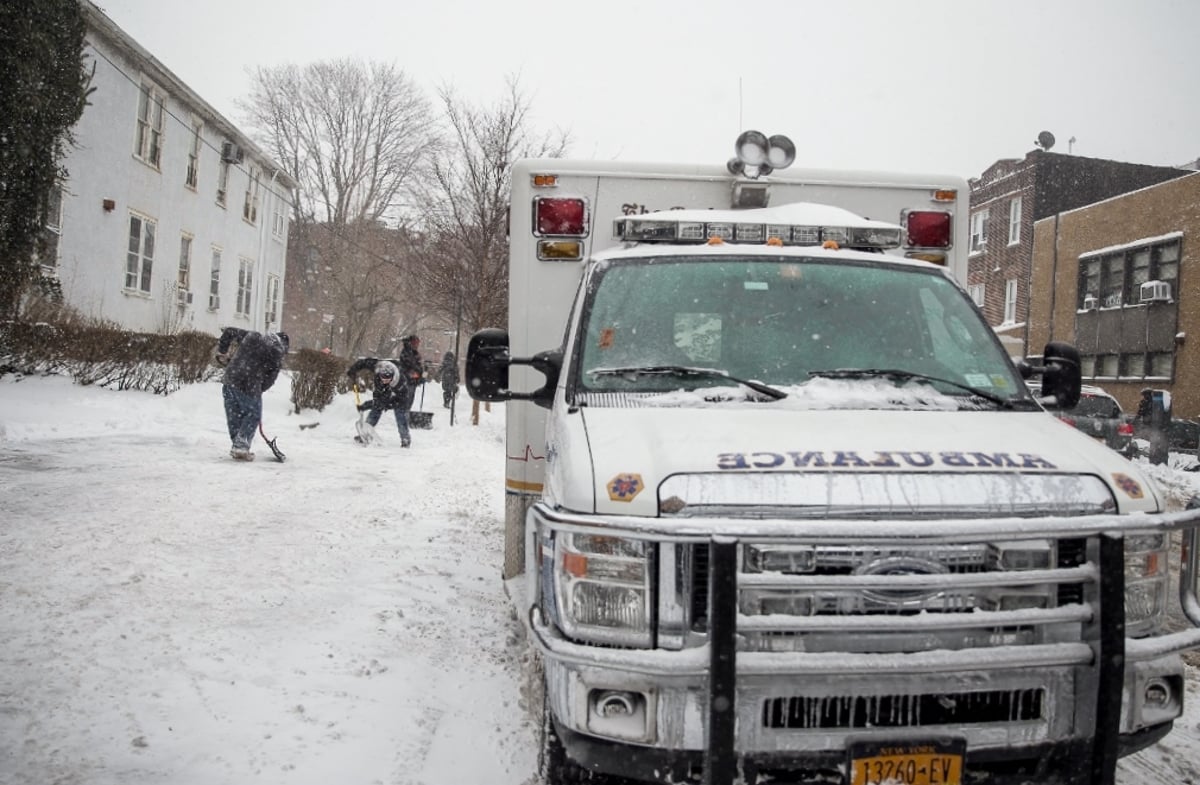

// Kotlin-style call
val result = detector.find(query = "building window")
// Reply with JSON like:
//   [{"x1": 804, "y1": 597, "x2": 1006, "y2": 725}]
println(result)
[
  {"x1": 1076, "y1": 237, "x2": 1182, "y2": 309},
  {"x1": 125, "y1": 213, "x2": 156, "y2": 293},
  {"x1": 1079, "y1": 258, "x2": 1101, "y2": 308},
  {"x1": 1094, "y1": 354, "x2": 1119, "y2": 378},
  {"x1": 209, "y1": 247, "x2": 222, "y2": 310},
  {"x1": 243, "y1": 167, "x2": 260, "y2": 225},
  {"x1": 177, "y1": 234, "x2": 192, "y2": 299},
  {"x1": 969, "y1": 209, "x2": 989, "y2": 253},
  {"x1": 1007, "y1": 197, "x2": 1021, "y2": 245},
  {"x1": 186, "y1": 119, "x2": 202, "y2": 189},
  {"x1": 1082, "y1": 351, "x2": 1174, "y2": 381},
  {"x1": 1156, "y1": 243, "x2": 1180, "y2": 292},
  {"x1": 38, "y1": 185, "x2": 64, "y2": 269},
  {"x1": 266, "y1": 274, "x2": 280, "y2": 326},
  {"x1": 1121, "y1": 354, "x2": 1146, "y2": 378},
  {"x1": 1003, "y1": 279, "x2": 1017, "y2": 323},
  {"x1": 1148, "y1": 352, "x2": 1174, "y2": 378},
  {"x1": 1101, "y1": 255, "x2": 1124, "y2": 308},
  {"x1": 968, "y1": 283, "x2": 984, "y2": 307},
  {"x1": 217, "y1": 158, "x2": 230, "y2": 207},
  {"x1": 236, "y1": 257, "x2": 254, "y2": 317},
  {"x1": 272, "y1": 204, "x2": 286, "y2": 240},
  {"x1": 134, "y1": 82, "x2": 165, "y2": 168}
]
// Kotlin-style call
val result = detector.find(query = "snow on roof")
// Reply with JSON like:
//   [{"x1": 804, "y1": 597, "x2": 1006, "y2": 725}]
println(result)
[{"x1": 625, "y1": 201, "x2": 901, "y2": 230}]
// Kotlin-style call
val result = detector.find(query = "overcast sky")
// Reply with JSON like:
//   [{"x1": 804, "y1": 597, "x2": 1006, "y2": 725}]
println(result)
[{"x1": 93, "y1": 0, "x2": 1199, "y2": 179}]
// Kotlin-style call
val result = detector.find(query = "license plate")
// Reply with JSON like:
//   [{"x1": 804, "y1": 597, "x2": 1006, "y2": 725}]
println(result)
[{"x1": 848, "y1": 738, "x2": 965, "y2": 785}]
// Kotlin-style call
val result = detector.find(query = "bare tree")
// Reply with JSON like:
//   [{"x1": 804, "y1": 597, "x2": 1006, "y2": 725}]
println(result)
[
  {"x1": 241, "y1": 60, "x2": 439, "y2": 355},
  {"x1": 285, "y1": 220, "x2": 432, "y2": 356},
  {"x1": 411, "y1": 76, "x2": 570, "y2": 342},
  {"x1": 243, "y1": 59, "x2": 437, "y2": 225}
]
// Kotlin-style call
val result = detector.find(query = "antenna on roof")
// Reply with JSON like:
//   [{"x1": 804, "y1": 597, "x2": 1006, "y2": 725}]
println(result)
[{"x1": 1035, "y1": 131, "x2": 1056, "y2": 151}]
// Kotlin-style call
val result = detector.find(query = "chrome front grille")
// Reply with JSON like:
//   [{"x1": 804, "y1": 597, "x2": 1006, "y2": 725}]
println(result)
[{"x1": 680, "y1": 536, "x2": 1095, "y2": 654}]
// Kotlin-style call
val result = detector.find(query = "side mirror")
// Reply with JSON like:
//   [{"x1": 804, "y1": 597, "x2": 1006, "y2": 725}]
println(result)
[
  {"x1": 466, "y1": 328, "x2": 511, "y2": 402},
  {"x1": 1040, "y1": 341, "x2": 1082, "y2": 410},
  {"x1": 524, "y1": 349, "x2": 563, "y2": 409},
  {"x1": 465, "y1": 329, "x2": 563, "y2": 410}
]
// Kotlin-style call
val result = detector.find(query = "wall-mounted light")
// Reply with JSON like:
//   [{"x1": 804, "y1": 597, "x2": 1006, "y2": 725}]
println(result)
[{"x1": 102, "y1": 198, "x2": 115, "y2": 212}]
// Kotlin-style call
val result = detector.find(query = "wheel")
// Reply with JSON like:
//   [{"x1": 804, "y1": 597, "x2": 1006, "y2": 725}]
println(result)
[{"x1": 539, "y1": 692, "x2": 597, "y2": 784}]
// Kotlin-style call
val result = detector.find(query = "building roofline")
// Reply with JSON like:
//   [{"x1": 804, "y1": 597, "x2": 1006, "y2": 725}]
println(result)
[
  {"x1": 1032, "y1": 171, "x2": 1200, "y2": 224},
  {"x1": 972, "y1": 148, "x2": 1190, "y2": 187},
  {"x1": 80, "y1": 0, "x2": 298, "y2": 192}
]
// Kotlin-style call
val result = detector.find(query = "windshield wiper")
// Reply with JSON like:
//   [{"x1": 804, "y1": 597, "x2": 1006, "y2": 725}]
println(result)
[
  {"x1": 807, "y1": 368, "x2": 1034, "y2": 409},
  {"x1": 589, "y1": 365, "x2": 788, "y2": 400}
]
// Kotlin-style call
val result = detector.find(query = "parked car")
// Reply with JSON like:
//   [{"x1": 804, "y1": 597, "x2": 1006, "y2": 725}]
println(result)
[
  {"x1": 1168, "y1": 418, "x2": 1200, "y2": 452},
  {"x1": 1028, "y1": 382, "x2": 1136, "y2": 457}
]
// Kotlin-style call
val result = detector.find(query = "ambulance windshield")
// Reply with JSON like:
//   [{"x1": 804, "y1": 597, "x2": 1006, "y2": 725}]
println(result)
[{"x1": 577, "y1": 255, "x2": 1028, "y2": 402}]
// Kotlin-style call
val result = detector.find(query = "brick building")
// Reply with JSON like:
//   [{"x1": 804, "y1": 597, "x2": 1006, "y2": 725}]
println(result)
[
  {"x1": 967, "y1": 150, "x2": 1188, "y2": 356},
  {"x1": 1027, "y1": 172, "x2": 1200, "y2": 418}
]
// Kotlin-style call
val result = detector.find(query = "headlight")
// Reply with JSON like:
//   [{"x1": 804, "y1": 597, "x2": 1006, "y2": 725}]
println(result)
[
  {"x1": 1125, "y1": 532, "x2": 1169, "y2": 636},
  {"x1": 553, "y1": 532, "x2": 652, "y2": 647}
]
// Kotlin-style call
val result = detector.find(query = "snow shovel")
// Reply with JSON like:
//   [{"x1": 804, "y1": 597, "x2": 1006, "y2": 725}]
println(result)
[
  {"x1": 258, "y1": 422, "x2": 286, "y2": 463},
  {"x1": 352, "y1": 384, "x2": 377, "y2": 446},
  {"x1": 409, "y1": 381, "x2": 434, "y2": 430}
]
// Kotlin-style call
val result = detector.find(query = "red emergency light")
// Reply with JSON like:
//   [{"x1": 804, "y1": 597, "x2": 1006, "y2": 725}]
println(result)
[
  {"x1": 904, "y1": 210, "x2": 952, "y2": 248},
  {"x1": 534, "y1": 197, "x2": 588, "y2": 237}
]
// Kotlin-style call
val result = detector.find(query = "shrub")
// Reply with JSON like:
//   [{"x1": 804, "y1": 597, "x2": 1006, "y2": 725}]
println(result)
[
  {"x1": 0, "y1": 318, "x2": 291, "y2": 397},
  {"x1": 288, "y1": 348, "x2": 344, "y2": 412}
]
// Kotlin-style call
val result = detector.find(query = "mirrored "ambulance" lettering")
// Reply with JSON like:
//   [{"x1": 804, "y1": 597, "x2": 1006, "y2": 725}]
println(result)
[{"x1": 716, "y1": 451, "x2": 1056, "y2": 470}]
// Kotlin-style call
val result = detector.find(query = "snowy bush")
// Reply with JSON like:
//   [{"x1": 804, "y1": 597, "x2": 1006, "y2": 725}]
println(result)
[
  {"x1": 287, "y1": 348, "x2": 344, "y2": 412},
  {"x1": 0, "y1": 319, "x2": 221, "y2": 393}
]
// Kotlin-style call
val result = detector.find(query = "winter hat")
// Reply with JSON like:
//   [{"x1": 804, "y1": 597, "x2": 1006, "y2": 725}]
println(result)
[{"x1": 376, "y1": 360, "x2": 400, "y2": 387}]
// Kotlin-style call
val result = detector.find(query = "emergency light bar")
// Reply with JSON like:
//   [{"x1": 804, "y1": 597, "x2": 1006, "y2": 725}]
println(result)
[{"x1": 612, "y1": 202, "x2": 903, "y2": 250}]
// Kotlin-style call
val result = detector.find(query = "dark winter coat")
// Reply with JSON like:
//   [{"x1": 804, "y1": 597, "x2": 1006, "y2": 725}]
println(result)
[
  {"x1": 399, "y1": 341, "x2": 423, "y2": 386},
  {"x1": 218, "y1": 328, "x2": 287, "y2": 396},
  {"x1": 440, "y1": 352, "x2": 459, "y2": 387},
  {"x1": 347, "y1": 357, "x2": 410, "y2": 412}
]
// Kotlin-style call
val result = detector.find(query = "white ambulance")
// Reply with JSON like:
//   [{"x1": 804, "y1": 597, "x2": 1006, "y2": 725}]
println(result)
[{"x1": 466, "y1": 135, "x2": 1200, "y2": 785}]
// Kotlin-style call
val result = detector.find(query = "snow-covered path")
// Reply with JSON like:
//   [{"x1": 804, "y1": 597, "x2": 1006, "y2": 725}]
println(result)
[{"x1": 0, "y1": 375, "x2": 538, "y2": 785}]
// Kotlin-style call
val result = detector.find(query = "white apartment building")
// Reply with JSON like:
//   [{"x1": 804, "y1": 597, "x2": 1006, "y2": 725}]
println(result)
[{"x1": 42, "y1": 1, "x2": 297, "y2": 336}]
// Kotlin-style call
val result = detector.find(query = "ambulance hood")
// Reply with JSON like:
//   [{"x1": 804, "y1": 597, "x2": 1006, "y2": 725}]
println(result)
[{"x1": 565, "y1": 407, "x2": 1160, "y2": 517}]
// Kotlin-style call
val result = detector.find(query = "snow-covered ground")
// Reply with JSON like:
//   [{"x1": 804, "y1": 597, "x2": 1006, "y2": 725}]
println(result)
[{"x1": 1, "y1": 372, "x2": 1198, "y2": 785}]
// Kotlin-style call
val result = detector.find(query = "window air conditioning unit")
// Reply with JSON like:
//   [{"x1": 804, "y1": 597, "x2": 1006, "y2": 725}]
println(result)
[
  {"x1": 1082, "y1": 295, "x2": 1099, "y2": 311},
  {"x1": 176, "y1": 288, "x2": 193, "y2": 306},
  {"x1": 1139, "y1": 280, "x2": 1171, "y2": 304},
  {"x1": 220, "y1": 141, "x2": 244, "y2": 164}
]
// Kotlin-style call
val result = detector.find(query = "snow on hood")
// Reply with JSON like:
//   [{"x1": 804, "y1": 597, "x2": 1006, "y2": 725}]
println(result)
[{"x1": 568, "y1": 405, "x2": 1161, "y2": 517}]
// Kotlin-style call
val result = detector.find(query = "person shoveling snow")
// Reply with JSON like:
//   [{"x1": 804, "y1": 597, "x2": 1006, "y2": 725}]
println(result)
[
  {"x1": 214, "y1": 327, "x2": 289, "y2": 461},
  {"x1": 346, "y1": 358, "x2": 411, "y2": 447}
]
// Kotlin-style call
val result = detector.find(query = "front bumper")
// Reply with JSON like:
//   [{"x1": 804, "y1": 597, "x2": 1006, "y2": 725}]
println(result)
[
  {"x1": 535, "y1": 605, "x2": 1183, "y2": 784},
  {"x1": 528, "y1": 504, "x2": 1200, "y2": 785}
]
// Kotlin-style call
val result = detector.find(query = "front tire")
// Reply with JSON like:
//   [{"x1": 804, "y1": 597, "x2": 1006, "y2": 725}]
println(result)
[{"x1": 540, "y1": 693, "x2": 597, "y2": 784}]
